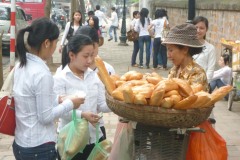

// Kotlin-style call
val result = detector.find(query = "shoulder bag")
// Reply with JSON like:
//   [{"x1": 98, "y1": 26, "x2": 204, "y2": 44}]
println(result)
[
  {"x1": 0, "y1": 67, "x2": 15, "y2": 136},
  {"x1": 66, "y1": 22, "x2": 74, "y2": 41}
]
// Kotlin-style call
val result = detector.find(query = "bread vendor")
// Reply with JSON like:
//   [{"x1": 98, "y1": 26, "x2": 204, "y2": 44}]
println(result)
[{"x1": 161, "y1": 23, "x2": 208, "y2": 91}]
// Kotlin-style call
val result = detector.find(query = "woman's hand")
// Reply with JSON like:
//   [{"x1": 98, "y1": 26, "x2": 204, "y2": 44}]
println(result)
[
  {"x1": 82, "y1": 112, "x2": 101, "y2": 127},
  {"x1": 70, "y1": 97, "x2": 85, "y2": 109}
]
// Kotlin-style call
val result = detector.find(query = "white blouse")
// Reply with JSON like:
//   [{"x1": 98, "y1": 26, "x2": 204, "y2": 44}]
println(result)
[
  {"x1": 53, "y1": 65, "x2": 111, "y2": 144},
  {"x1": 13, "y1": 53, "x2": 73, "y2": 147}
]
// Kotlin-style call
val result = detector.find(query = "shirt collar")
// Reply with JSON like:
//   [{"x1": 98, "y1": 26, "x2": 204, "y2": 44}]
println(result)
[
  {"x1": 26, "y1": 53, "x2": 49, "y2": 71},
  {"x1": 62, "y1": 65, "x2": 94, "y2": 78}
]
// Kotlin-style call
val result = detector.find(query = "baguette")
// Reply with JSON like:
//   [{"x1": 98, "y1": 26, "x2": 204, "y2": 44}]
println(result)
[
  {"x1": 173, "y1": 95, "x2": 198, "y2": 110},
  {"x1": 149, "y1": 89, "x2": 165, "y2": 106},
  {"x1": 122, "y1": 86, "x2": 134, "y2": 104},
  {"x1": 164, "y1": 90, "x2": 180, "y2": 98},
  {"x1": 155, "y1": 79, "x2": 179, "y2": 92},
  {"x1": 160, "y1": 97, "x2": 174, "y2": 108},
  {"x1": 134, "y1": 94, "x2": 147, "y2": 105},
  {"x1": 95, "y1": 56, "x2": 116, "y2": 94},
  {"x1": 172, "y1": 78, "x2": 193, "y2": 97}
]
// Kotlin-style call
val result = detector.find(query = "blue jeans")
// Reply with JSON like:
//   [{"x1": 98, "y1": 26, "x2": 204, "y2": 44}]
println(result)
[
  {"x1": 153, "y1": 38, "x2": 167, "y2": 68},
  {"x1": 109, "y1": 25, "x2": 118, "y2": 41},
  {"x1": 131, "y1": 40, "x2": 139, "y2": 65},
  {"x1": 138, "y1": 35, "x2": 151, "y2": 67},
  {"x1": 13, "y1": 141, "x2": 57, "y2": 160}
]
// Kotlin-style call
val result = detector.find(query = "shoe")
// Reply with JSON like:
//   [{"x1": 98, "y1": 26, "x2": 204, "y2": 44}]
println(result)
[
  {"x1": 157, "y1": 65, "x2": 163, "y2": 69},
  {"x1": 132, "y1": 64, "x2": 138, "y2": 67},
  {"x1": 146, "y1": 66, "x2": 150, "y2": 69},
  {"x1": 108, "y1": 38, "x2": 113, "y2": 41},
  {"x1": 139, "y1": 65, "x2": 143, "y2": 68}
]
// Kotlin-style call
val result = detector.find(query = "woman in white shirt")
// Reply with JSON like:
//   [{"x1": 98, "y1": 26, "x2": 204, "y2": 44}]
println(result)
[
  {"x1": 210, "y1": 54, "x2": 232, "y2": 99},
  {"x1": 192, "y1": 16, "x2": 217, "y2": 83},
  {"x1": 59, "y1": 10, "x2": 83, "y2": 53},
  {"x1": 13, "y1": 17, "x2": 84, "y2": 160},
  {"x1": 148, "y1": 9, "x2": 168, "y2": 70},
  {"x1": 134, "y1": 8, "x2": 151, "y2": 69},
  {"x1": 54, "y1": 34, "x2": 111, "y2": 159}
]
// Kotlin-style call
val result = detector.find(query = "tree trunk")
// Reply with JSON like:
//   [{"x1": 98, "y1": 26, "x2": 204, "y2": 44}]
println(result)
[{"x1": 44, "y1": 0, "x2": 52, "y2": 18}]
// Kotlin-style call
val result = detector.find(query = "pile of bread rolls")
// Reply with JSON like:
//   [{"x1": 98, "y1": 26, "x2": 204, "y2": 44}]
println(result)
[{"x1": 95, "y1": 57, "x2": 233, "y2": 110}]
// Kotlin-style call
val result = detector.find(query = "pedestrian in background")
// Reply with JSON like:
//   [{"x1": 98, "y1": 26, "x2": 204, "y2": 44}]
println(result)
[
  {"x1": 130, "y1": 10, "x2": 140, "y2": 67},
  {"x1": 95, "y1": 5, "x2": 108, "y2": 31},
  {"x1": 54, "y1": 34, "x2": 111, "y2": 160},
  {"x1": 192, "y1": 16, "x2": 217, "y2": 84},
  {"x1": 12, "y1": 17, "x2": 84, "y2": 160},
  {"x1": 59, "y1": 10, "x2": 83, "y2": 53},
  {"x1": 108, "y1": 7, "x2": 119, "y2": 42},
  {"x1": 84, "y1": 10, "x2": 95, "y2": 26},
  {"x1": 148, "y1": 9, "x2": 168, "y2": 70},
  {"x1": 88, "y1": 15, "x2": 101, "y2": 36},
  {"x1": 134, "y1": 8, "x2": 151, "y2": 69}
]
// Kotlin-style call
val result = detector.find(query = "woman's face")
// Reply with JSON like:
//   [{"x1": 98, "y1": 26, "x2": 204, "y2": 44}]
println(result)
[
  {"x1": 195, "y1": 21, "x2": 207, "y2": 40},
  {"x1": 218, "y1": 56, "x2": 225, "y2": 67},
  {"x1": 89, "y1": 17, "x2": 94, "y2": 27},
  {"x1": 73, "y1": 12, "x2": 81, "y2": 22},
  {"x1": 70, "y1": 45, "x2": 94, "y2": 72},
  {"x1": 166, "y1": 44, "x2": 187, "y2": 66}
]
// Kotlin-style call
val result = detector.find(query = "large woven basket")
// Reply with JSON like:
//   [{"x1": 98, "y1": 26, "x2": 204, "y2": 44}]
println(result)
[{"x1": 106, "y1": 93, "x2": 213, "y2": 128}]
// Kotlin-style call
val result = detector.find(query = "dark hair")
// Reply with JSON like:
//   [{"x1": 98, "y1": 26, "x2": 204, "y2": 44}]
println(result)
[
  {"x1": 111, "y1": 7, "x2": 116, "y2": 11},
  {"x1": 140, "y1": 8, "x2": 149, "y2": 27},
  {"x1": 89, "y1": 16, "x2": 99, "y2": 31},
  {"x1": 155, "y1": 9, "x2": 165, "y2": 19},
  {"x1": 16, "y1": 17, "x2": 59, "y2": 67},
  {"x1": 88, "y1": 11, "x2": 95, "y2": 16},
  {"x1": 96, "y1": 5, "x2": 100, "y2": 10},
  {"x1": 222, "y1": 54, "x2": 230, "y2": 65},
  {"x1": 175, "y1": 44, "x2": 203, "y2": 57},
  {"x1": 62, "y1": 34, "x2": 94, "y2": 69},
  {"x1": 71, "y1": 10, "x2": 82, "y2": 26},
  {"x1": 192, "y1": 16, "x2": 209, "y2": 39},
  {"x1": 75, "y1": 26, "x2": 99, "y2": 44},
  {"x1": 133, "y1": 11, "x2": 139, "y2": 18}
]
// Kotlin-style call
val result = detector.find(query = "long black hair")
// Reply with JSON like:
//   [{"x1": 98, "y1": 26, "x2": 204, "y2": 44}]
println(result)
[
  {"x1": 61, "y1": 34, "x2": 94, "y2": 69},
  {"x1": 16, "y1": 17, "x2": 59, "y2": 67},
  {"x1": 140, "y1": 8, "x2": 149, "y2": 27},
  {"x1": 89, "y1": 16, "x2": 99, "y2": 31}
]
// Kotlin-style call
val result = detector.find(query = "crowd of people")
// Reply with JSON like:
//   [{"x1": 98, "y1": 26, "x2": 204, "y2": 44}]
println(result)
[{"x1": 9, "y1": 3, "x2": 233, "y2": 160}]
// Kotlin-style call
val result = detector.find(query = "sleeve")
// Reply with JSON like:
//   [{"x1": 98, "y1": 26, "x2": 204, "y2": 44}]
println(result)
[
  {"x1": 60, "y1": 22, "x2": 71, "y2": 46},
  {"x1": 97, "y1": 80, "x2": 111, "y2": 113},
  {"x1": 35, "y1": 73, "x2": 74, "y2": 125},
  {"x1": 212, "y1": 68, "x2": 227, "y2": 80},
  {"x1": 206, "y1": 45, "x2": 217, "y2": 83},
  {"x1": 53, "y1": 74, "x2": 83, "y2": 121}
]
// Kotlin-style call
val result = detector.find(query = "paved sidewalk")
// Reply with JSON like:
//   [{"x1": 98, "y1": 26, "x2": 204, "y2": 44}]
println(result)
[{"x1": 1, "y1": 19, "x2": 240, "y2": 159}]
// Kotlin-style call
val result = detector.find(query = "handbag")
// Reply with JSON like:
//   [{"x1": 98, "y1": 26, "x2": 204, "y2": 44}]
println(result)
[
  {"x1": 0, "y1": 67, "x2": 15, "y2": 136},
  {"x1": 66, "y1": 22, "x2": 74, "y2": 41},
  {"x1": 127, "y1": 30, "x2": 139, "y2": 41}
]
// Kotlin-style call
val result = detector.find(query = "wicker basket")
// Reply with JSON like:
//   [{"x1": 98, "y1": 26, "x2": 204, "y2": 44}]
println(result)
[{"x1": 106, "y1": 93, "x2": 213, "y2": 128}]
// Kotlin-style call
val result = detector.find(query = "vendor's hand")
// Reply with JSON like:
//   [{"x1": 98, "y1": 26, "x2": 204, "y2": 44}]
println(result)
[{"x1": 82, "y1": 112, "x2": 100, "y2": 126}]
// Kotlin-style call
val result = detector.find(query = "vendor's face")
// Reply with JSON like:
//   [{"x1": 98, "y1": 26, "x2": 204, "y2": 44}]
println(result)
[
  {"x1": 69, "y1": 45, "x2": 94, "y2": 72},
  {"x1": 195, "y1": 21, "x2": 207, "y2": 40},
  {"x1": 166, "y1": 44, "x2": 188, "y2": 66}
]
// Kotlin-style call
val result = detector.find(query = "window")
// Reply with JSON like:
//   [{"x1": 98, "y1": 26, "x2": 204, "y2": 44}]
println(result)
[{"x1": 0, "y1": 7, "x2": 10, "y2": 20}]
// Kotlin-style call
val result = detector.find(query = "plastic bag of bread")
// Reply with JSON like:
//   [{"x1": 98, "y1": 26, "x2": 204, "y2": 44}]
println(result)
[
  {"x1": 57, "y1": 110, "x2": 90, "y2": 160},
  {"x1": 87, "y1": 124, "x2": 112, "y2": 160}
]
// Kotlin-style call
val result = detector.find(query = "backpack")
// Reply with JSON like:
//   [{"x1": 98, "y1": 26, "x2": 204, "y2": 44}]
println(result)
[{"x1": 66, "y1": 22, "x2": 74, "y2": 41}]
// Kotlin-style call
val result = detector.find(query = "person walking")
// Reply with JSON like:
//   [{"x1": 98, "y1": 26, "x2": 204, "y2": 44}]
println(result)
[
  {"x1": 108, "y1": 7, "x2": 118, "y2": 42},
  {"x1": 59, "y1": 10, "x2": 83, "y2": 53},
  {"x1": 130, "y1": 10, "x2": 140, "y2": 67},
  {"x1": 134, "y1": 8, "x2": 151, "y2": 69},
  {"x1": 12, "y1": 17, "x2": 84, "y2": 160},
  {"x1": 95, "y1": 5, "x2": 108, "y2": 29}
]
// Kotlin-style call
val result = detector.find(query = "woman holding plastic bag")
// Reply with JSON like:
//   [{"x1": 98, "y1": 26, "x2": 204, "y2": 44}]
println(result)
[{"x1": 54, "y1": 34, "x2": 111, "y2": 159}]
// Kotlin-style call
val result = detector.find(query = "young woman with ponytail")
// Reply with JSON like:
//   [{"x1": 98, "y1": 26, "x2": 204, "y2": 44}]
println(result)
[{"x1": 12, "y1": 17, "x2": 85, "y2": 160}]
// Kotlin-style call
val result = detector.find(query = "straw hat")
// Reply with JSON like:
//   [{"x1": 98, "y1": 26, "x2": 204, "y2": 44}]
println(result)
[{"x1": 162, "y1": 23, "x2": 204, "y2": 48}]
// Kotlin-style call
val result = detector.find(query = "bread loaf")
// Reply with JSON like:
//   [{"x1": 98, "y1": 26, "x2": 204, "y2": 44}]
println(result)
[
  {"x1": 134, "y1": 94, "x2": 147, "y2": 105},
  {"x1": 191, "y1": 91, "x2": 211, "y2": 108},
  {"x1": 155, "y1": 79, "x2": 179, "y2": 92},
  {"x1": 149, "y1": 89, "x2": 165, "y2": 106},
  {"x1": 146, "y1": 76, "x2": 162, "y2": 85},
  {"x1": 170, "y1": 94, "x2": 182, "y2": 105},
  {"x1": 160, "y1": 97, "x2": 174, "y2": 108},
  {"x1": 122, "y1": 86, "x2": 134, "y2": 104},
  {"x1": 172, "y1": 78, "x2": 193, "y2": 97},
  {"x1": 191, "y1": 84, "x2": 203, "y2": 93},
  {"x1": 164, "y1": 90, "x2": 180, "y2": 98},
  {"x1": 210, "y1": 85, "x2": 233, "y2": 103},
  {"x1": 173, "y1": 95, "x2": 198, "y2": 110},
  {"x1": 95, "y1": 56, "x2": 116, "y2": 94}
]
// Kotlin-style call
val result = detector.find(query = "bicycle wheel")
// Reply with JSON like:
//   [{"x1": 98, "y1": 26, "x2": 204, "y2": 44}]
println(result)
[{"x1": 228, "y1": 89, "x2": 235, "y2": 111}]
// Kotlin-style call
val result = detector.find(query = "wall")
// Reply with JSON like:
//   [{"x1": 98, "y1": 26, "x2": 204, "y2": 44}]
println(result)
[{"x1": 148, "y1": 0, "x2": 240, "y2": 59}]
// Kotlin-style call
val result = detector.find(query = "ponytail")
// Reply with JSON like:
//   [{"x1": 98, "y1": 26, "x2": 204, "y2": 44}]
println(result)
[
  {"x1": 61, "y1": 45, "x2": 70, "y2": 69},
  {"x1": 16, "y1": 26, "x2": 31, "y2": 67}
]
